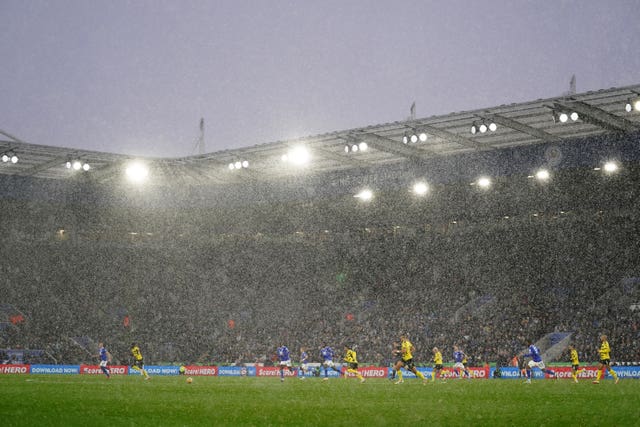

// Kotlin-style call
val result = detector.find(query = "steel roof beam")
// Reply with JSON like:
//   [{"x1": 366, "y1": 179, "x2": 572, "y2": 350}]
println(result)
[
  {"x1": 418, "y1": 124, "x2": 482, "y2": 150},
  {"x1": 483, "y1": 112, "x2": 562, "y2": 143},
  {"x1": 356, "y1": 132, "x2": 426, "y2": 165},
  {"x1": 311, "y1": 145, "x2": 372, "y2": 169},
  {"x1": 555, "y1": 100, "x2": 640, "y2": 133}
]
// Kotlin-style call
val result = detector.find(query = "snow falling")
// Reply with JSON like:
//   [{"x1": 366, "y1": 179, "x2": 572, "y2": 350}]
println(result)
[{"x1": 1, "y1": 131, "x2": 639, "y2": 370}]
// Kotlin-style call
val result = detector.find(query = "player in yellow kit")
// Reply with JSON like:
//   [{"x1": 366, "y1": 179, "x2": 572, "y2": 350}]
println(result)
[
  {"x1": 593, "y1": 335, "x2": 619, "y2": 384},
  {"x1": 343, "y1": 345, "x2": 365, "y2": 383},
  {"x1": 392, "y1": 335, "x2": 427, "y2": 384},
  {"x1": 431, "y1": 347, "x2": 444, "y2": 382},
  {"x1": 568, "y1": 343, "x2": 585, "y2": 383},
  {"x1": 130, "y1": 342, "x2": 150, "y2": 380}
]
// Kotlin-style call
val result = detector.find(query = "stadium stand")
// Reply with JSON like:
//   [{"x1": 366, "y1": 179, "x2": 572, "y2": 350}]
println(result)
[{"x1": 1, "y1": 86, "x2": 639, "y2": 367}]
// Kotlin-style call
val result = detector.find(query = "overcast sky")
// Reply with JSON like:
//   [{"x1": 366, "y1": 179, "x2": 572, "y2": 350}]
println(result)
[{"x1": 1, "y1": 0, "x2": 639, "y2": 158}]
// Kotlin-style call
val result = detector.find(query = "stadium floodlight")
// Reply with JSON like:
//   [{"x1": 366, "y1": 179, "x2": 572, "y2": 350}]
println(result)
[
  {"x1": 412, "y1": 182, "x2": 429, "y2": 196},
  {"x1": 535, "y1": 169, "x2": 550, "y2": 182},
  {"x1": 405, "y1": 131, "x2": 427, "y2": 143},
  {"x1": 283, "y1": 146, "x2": 310, "y2": 166},
  {"x1": 354, "y1": 189, "x2": 373, "y2": 201},
  {"x1": 476, "y1": 176, "x2": 492, "y2": 189},
  {"x1": 603, "y1": 161, "x2": 619, "y2": 174},
  {"x1": 345, "y1": 141, "x2": 368, "y2": 153},
  {"x1": 2, "y1": 152, "x2": 18, "y2": 163},
  {"x1": 66, "y1": 160, "x2": 91, "y2": 172},
  {"x1": 472, "y1": 120, "x2": 497, "y2": 134},
  {"x1": 125, "y1": 161, "x2": 149, "y2": 183},
  {"x1": 229, "y1": 160, "x2": 249, "y2": 170},
  {"x1": 553, "y1": 110, "x2": 578, "y2": 124},
  {"x1": 626, "y1": 98, "x2": 640, "y2": 112}
]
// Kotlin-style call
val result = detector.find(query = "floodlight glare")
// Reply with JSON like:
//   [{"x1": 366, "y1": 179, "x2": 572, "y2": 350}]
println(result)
[
  {"x1": 570, "y1": 112, "x2": 579, "y2": 121},
  {"x1": 228, "y1": 163, "x2": 235, "y2": 170},
  {"x1": 603, "y1": 161, "x2": 619, "y2": 173},
  {"x1": 344, "y1": 145, "x2": 350, "y2": 153},
  {"x1": 10, "y1": 155, "x2": 18, "y2": 164},
  {"x1": 351, "y1": 144, "x2": 358, "y2": 152},
  {"x1": 242, "y1": 160, "x2": 249, "y2": 168},
  {"x1": 410, "y1": 134, "x2": 418, "y2": 143},
  {"x1": 359, "y1": 142, "x2": 368, "y2": 151},
  {"x1": 559, "y1": 113, "x2": 569, "y2": 123},
  {"x1": 354, "y1": 189, "x2": 373, "y2": 201},
  {"x1": 634, "y1": 99, "x2": 640, "y2": 112},
  {"x1": 477, "y1": 177, "x2": 491, "y2": 189},
  {"x1": 412, "y1": 182, "x2": 429, "y2": 196},
  {"x1": 488, "y1": 122, "x2": 497, "y2": 132},
  {"x1": 287, "y1": 146, "x2": 310, "y2": 166},
  {"x1": 479, "y1": 124, "x2": 488, "y2": 133},
  {"x1": 65, "y1": 161, "x2": 72, "y2": 169},
  {"x1": 82, "y1": 163, "x2": 90, "y2": 171},
  {"x1": 535, "y1": 169, "x2": 550, "y2": 181},
  {"x1": 233, "y1": 161, "x2": 241, "y2": 169},
  {"x1": 470, "y1": 125, "x2": 477, "y2": 135},
  {"x1": 402, "y1": 135, "x2": 409, "y2": 144},
  {"x1": 72, "y1": 161, "x2": 82, "y2": 170},
  {"x1": 1, "y1": 154, "x2": 8, "y2": 163},
  {"x1": 419, "y1": 132, "x2": 428, "y2": 142},
  {"x1": 125, "y1": 162, "x2": 149, "y2": 183}
]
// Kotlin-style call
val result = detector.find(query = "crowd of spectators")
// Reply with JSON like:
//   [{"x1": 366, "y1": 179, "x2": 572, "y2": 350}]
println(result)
[{"x1": 1, "y1": 164, "x2": 639, "y2": 368}]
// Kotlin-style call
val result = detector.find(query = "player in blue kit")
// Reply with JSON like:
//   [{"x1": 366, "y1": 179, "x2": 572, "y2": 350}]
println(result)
[
  {"x1": 522, "y1": 342, "x2": 557, "y2": 383},
  {"x1": 452, "y1": 345, "x2": 471, "y2": 379},
  {"x1": 277, "y1": 345, "x2": 294, "y2": 382},
  {"x1": 298, "y1": 347, "x2": 309, "y2": 380},
  {"x1": 320, "y1": 345, "x2": 341, "y2": 380},
  {"x1": 97, "y1": 342, "x2": 111, "y2": 379}
]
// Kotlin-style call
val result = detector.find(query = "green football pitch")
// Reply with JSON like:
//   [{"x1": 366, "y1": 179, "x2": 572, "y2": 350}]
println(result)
[{"x1": 0, "y1": 375, "x2": 638, "y2": 426}]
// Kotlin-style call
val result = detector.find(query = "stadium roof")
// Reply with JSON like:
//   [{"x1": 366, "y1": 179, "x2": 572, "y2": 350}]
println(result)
[{"x1": 2, "y1": 84, "x2": 640, "y2": 185}]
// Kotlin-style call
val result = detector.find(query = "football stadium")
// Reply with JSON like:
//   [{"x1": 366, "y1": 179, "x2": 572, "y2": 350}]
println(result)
[{"x1": 2, "y1": 85, "x2": 640, "y2": 425}]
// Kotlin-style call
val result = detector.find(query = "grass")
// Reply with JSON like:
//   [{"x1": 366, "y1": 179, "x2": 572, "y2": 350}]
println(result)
[{"x1": 0, "y1": 375, "x2": 638, "y2": 426}]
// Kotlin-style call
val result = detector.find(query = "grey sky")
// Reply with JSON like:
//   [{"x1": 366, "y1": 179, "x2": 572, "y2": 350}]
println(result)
[{"x1": 1, "y1": 0, "x2": 638, "y2": 158}]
